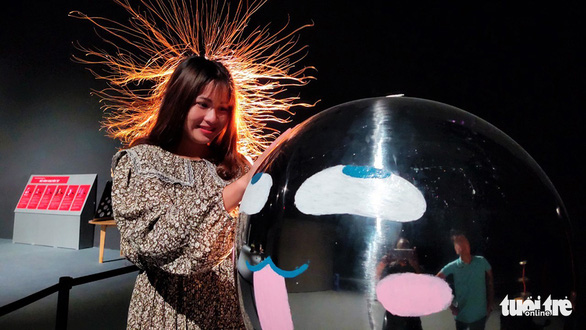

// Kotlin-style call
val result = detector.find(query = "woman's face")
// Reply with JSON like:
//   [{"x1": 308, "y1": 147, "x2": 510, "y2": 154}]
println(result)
[{"x1": 182, "y1": 82, "x2": 233, "y2": 147}]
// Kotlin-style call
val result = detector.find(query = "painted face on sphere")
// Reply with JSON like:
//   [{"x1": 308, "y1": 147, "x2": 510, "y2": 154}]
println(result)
[{"x1": 182, "y1": 82, "x2": 233, "y2": 146}]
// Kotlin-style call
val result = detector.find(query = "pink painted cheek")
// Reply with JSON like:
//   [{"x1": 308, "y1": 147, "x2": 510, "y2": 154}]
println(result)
[
  {"x1": 376, "y1": 273, "x2": 453, "y2": 317},
  {"x1": 253, "y1": 265, "x2": 294, "y2": 330}
]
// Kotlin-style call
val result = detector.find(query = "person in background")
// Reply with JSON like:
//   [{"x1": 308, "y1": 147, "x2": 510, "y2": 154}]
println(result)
[
  {"x1": 376, "y1": 238, "x2": 423, "y2": 330},
  {"x1": 437, "y1": 230, "x2": 494, "y2": 330}
]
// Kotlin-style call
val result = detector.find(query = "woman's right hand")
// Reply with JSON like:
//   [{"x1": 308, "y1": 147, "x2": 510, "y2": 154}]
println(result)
[{"x1": 223, "y1": 128, "x2": 293, "y2": 212}]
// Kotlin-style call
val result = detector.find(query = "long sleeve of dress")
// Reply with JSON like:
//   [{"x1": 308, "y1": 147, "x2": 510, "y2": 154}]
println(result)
[{"x1": 112, "y1": 148, "x2": 235, "y2": 275}]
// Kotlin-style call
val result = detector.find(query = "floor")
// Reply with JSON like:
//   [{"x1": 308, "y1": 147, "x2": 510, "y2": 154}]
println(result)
[{"x1": 0, "y1": 238, "x2": 136, "y2": 330}]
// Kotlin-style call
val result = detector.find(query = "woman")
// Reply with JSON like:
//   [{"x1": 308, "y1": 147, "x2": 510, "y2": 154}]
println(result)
[{"x1": 111, "y1": 56, "x2": 275, "y2": 329}]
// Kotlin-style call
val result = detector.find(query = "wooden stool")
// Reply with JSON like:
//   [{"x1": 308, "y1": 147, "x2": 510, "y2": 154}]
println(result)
[{"x1": 88, "y1": 218, "x2": 118, "y2": 263}]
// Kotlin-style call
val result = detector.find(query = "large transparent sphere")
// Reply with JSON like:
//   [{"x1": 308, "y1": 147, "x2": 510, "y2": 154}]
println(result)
[{"x1": 236, "y1": 97, "x2": 577, "y2": 330}]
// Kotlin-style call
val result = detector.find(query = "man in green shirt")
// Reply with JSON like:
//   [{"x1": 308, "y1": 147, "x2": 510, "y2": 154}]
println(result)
[{"x1": 437, "y1": 230, "x2": 494, "y2": 330}]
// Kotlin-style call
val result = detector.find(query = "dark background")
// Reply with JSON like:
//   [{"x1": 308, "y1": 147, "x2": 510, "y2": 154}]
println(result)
[{"x1": 1, "y1": 0, "x2": 584, "y2": 317}]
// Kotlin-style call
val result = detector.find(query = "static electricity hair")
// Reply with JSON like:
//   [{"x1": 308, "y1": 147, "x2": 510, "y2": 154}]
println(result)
[{"x1": 131, "y1": 56, "x2": 247, "y2": 179}]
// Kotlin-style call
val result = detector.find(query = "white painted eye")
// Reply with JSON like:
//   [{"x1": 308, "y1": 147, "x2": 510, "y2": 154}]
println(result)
[
  {"x1": 294, "y1": 165, "x2": 426, "y2": 222},
  {"x1": 240, "y1": 172, "x2": 273, "y2": 215}
]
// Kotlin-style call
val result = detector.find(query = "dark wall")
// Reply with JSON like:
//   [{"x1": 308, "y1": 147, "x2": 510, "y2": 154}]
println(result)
[
  {"x1": 1, "y1": 1, "x2": 584, "y2": 257},
  {"x1": 0, "y1": 2, "x2": 123, "y2": 244}
]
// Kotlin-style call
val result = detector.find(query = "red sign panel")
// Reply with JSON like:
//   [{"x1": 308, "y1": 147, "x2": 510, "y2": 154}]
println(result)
[
  {"x1": 37, "y1": 185, "x2": 57, "y2": 210},
  {"x1": 27, "y1": 185, "x2": 47, "y2": 209},
  {"x1": 48, "y1": 185, "x2": 68, "y2": 210},
  {"x1": 16, "y1": 175, "x2": 92, "y2": 212},
  {"x1": 31, "y1": 176, "x2": 70, "y2": 184},
  {"x1": 59, "y1": 185, "x2": 79, "y2": 211},
  {"x1": 70, "y1": 185, "x2": 91, "y2": 211},
  {"x1": 16, "y1": 185, "x2": 36, "y2": 209}
]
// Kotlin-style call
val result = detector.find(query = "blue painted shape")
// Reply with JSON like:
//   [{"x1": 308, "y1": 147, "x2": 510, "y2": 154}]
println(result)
[
  {"x1": 342, "y1": 165, "x2": 391, "y2": 179},
  {"x1": 246, "y1": 256, "x2": 309, "y2": 278},
  {"x1": 251, "y1": 172, "x2": 263, "y2": 184}
]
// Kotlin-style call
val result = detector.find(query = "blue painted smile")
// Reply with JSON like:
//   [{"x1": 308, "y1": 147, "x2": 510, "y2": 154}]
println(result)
[{"x1": 246, "y1": 256, "x2": 309, "y2": 278}]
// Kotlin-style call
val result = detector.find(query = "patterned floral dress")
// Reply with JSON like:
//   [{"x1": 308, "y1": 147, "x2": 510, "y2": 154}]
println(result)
[{"x1": 111, "y1": 144, "x2": 245, "y2": 329}]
